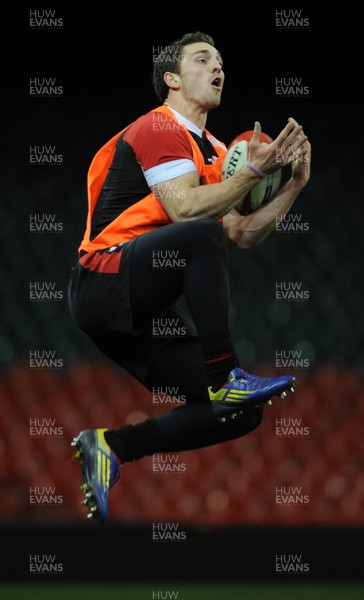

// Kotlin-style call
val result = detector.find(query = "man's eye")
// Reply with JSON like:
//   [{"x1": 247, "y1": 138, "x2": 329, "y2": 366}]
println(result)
[{"x1": 197, "y1": 58, "x2": 207, "y2": 63}]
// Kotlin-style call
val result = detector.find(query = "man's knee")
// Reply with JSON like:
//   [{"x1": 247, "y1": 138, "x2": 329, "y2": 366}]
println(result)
[{"x1": 185, "y1": 218, "x2": 226, "y2": 250}]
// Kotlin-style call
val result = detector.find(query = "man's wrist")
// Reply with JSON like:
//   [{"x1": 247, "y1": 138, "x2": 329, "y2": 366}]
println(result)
[{"x1": 245, "y1": 161, "x2": 266, "y2": 178}]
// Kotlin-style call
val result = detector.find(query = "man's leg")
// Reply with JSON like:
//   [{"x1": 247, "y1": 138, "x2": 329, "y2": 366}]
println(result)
[
  {"x1": 128, "y1": 218, "x2": 237, "y2": 392},
  {"x1": 71, "y1": 331, "x2": 264, "y2": 523},
  {"x1": 70, "y1": 219, "x2": 294, "y2": 521},
  {"x1": 69, "y1": 218, "x2": 294, "y2": 417},
  {"x1": 127, "y1": 218, "x2": 295, "y2": 418},
  {"x1": 103, "y1": 338, "x2": 264, "y2": 462}
]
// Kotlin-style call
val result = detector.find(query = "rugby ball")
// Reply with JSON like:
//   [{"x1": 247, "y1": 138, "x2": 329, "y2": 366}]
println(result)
[{"x1": 222, "y1": 130, "x2": 282, "y2": 215}]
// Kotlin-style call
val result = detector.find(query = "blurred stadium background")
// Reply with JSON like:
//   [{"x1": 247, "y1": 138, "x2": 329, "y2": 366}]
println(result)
[{"x1": 1, "y1": 7, "x2": 363, "y2": 598}]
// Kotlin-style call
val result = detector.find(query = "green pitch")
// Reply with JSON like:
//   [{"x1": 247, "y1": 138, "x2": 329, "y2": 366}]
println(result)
[{"x1": 1, "y1": 583, "x2": 364, "y2": 600}]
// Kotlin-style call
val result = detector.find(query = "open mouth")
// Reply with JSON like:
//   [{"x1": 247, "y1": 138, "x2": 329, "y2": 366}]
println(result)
[{"x1": 211, "y1": 76, "x2": 222, "y2": 89}]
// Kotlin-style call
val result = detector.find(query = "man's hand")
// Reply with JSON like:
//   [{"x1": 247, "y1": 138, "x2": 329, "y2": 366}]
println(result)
[
  {"x1": 248, "y1": 118, "x2": 308, "y2": 175},
  {"x1": 223, "y1": 123, "x2": 311, "y2": 249},
  {"x1": 291, "y1": 139, "x2": 311, "y2": 189}
]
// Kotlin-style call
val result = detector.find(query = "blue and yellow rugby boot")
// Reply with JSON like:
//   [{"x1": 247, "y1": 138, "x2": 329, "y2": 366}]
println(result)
[
  {"x1": 71, "y1": 428, "x2": 120, "y2": 523},
  {"x1": 209, "y1": 367, "x2": 295, "y2": 422}
]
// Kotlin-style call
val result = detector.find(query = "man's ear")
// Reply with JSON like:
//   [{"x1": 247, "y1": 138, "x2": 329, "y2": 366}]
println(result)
[{"x1": 164, "y1": 72, "x2": 180, "y2": 91}]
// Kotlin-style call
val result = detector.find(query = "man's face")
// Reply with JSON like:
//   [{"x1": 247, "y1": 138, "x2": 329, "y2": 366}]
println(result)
[{"x1": 176, "y1": 42, "x2": 224, "y2": 109}]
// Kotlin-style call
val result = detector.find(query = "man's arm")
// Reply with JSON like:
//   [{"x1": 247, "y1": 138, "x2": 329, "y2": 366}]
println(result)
[
  {"x1": 152, "y1": 164, "x2": 261, "y2": 222},
  {"x1": 222, "y1": 140, "x2": 311, "y2": 249},
  {"x1": 152, "y1": 119, "x2": 307, "y2": 222}
]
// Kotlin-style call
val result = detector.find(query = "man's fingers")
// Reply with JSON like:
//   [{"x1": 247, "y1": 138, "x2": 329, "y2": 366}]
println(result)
[
  {"x1": 275, "y1": 117, "x2": 306, "y2": 151},
  {"x1": 251, "y1": 121, "x2": 262, "y2": 144},
  {"x1": 283, "y1": 133, "x2": 309, "y2": 159},
  {"x1": 249, "y1": 118, "x2": 309, "y2": 169},
  {"x1": 283, "y1": 126, "x2": 306, "y2": 150},
  {"x1": 286, "y1": 138, "x2": 311, "y2": 165},
  {"x1": 274, "y1": 117, "x2": 309, "y2": 166},
  {"x1": 275, "y1": 118, "x2": 297, "y2": 147}
]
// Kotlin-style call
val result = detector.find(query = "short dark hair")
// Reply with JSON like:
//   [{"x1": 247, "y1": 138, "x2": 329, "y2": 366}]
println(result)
[{"x1": 153, "y1": 32, "x2": 216, "y2": 102}]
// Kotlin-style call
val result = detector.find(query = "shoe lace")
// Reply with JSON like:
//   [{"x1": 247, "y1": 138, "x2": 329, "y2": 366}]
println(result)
[
  {"x1": 233, "y1": 369, "x2": 249, "y2": 383},
  {"x1": 236, "y1": 370, "x2": 271, "y2": 386}
]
